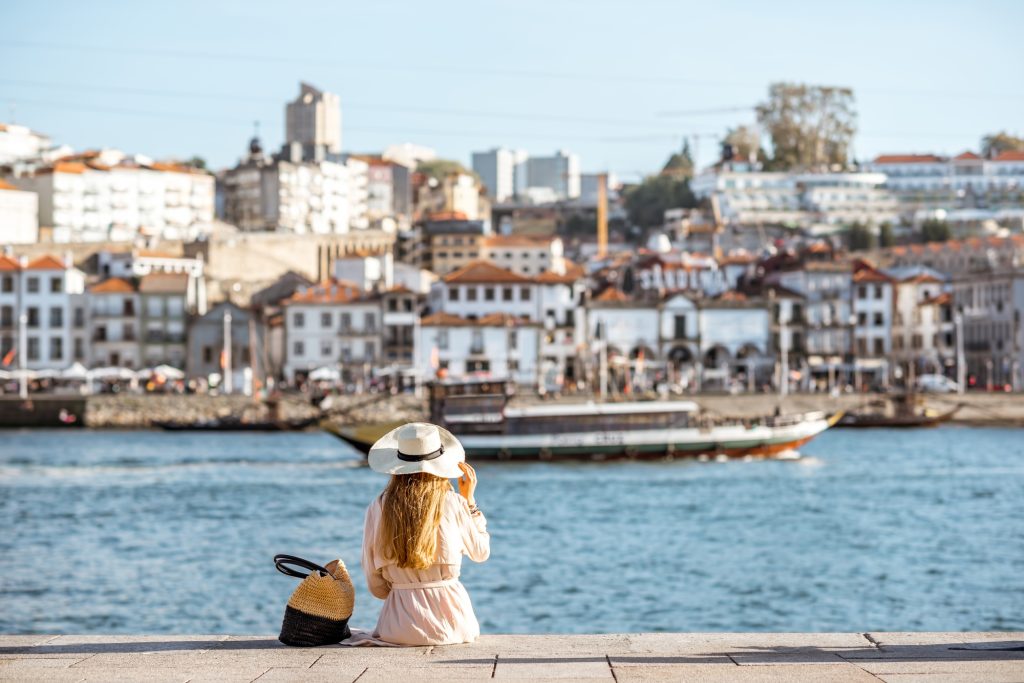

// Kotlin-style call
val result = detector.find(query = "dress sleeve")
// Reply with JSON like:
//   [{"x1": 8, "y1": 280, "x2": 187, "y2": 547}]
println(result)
[
  {"x1": 454, "y1": 494, "x2": 490, "y2": 563},
  {"x1": 361, "y1": 498, "x2": 391, "y2": 599}
]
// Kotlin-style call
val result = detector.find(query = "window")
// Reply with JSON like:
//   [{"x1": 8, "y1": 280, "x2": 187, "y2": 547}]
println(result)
[
  {"x1": 484, "y1": 287, "x2": 495, "y2": 301},
  {"x1": 508, "y1": 330, "x2": 517, "y2": 350},
  {"x1": 470, "y1": 330, "x2": 484, "y2": 352},
  {"x1": 403, "y1": 298, "x2": 413, "y2": 312},
  {"x1": 146, "y1": 297, "x2": 164, "y2": 317},
  {"x1": 387, "y1": 299, "x2": 397, "y2": 312},
  {"x1": 873, "y1": 338, "x2": 884, "y2": 355},
  {"x1": 321, "y1": 312, "x2": 332, "y2": 328},
  {"x1": 203, "y1": 345, "x2": 213, "y2": 364},
  {"x1": 874, "y1": 285, "x2": 883, "y2": 299},
  {"x1": 365, "y1": 341, "x2": 376, "y2": 360},
  {"x1": 341, "y1": 312, "x2": 351, "y2": 330},
  {"x1": 50, "y1": 277, "x2": 62, "y2": 294},
  {"x1": 293, "y1": 311, "x2": 305, "y2": 328},
  {"x1": 502, "y1": 287, "x2": 513, "y2": 302},
  {"x1": 293, "y1": 340, "x2": 305, "y2": 356},
  {"x1": 74, "y1": 337, "x2": 85, "y2": 360},
  {"x1": 365, "y1": 312, "x2": 376, "y2": 331},
  {"x1": 49, "y1": 307, "x2": 63, "y2": 328},
  {"x1": 857, "y1": 286, "x2": 866, "y2": 298},
  {"x1": 27, "y1": 337, "x2": 39, "y2": 360},
  {"x1": 0, "y1": 305, "x2": 11, "y2": 327},
  {"x1": 467, "y1": 287, "x2": 478, "y2": 302},
  {"x1": 27, "y1": 307, "x2": 39, "y2": 328},
  {"x1": 1, "y1": 276, "x2": 12, "y2": 293},
  {"x1": 520, "y1": 287, "x2": 531, "y2": 301},
  {"x1": 27, "y1": 277, "x2": 39, "y2": 294},
  {"x1": 321, "y1": 340, "x2": 332, "y2": 357},
  {"x1": 674, "y1": 315, "x2": 686, "y2": 339},
  {"x1": 873, "y1": 312, "x2": 883, "y2": 326},
  {"x1": 49, "y1": 337, "x2": 63, "y2": 361},
  {"x1": 438, "y1": 329, "x2": 449, "y2": 350},
  {"x1": 857, "y1": 312, "x2": 866, "y2": 326},
  {"x1": 449, "y1": 287, "x2": 460, "y2": 301}
]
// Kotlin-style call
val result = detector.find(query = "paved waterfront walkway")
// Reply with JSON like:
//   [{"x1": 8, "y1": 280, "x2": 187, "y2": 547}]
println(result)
[{"x1": 1, "y1": 632, "x2": 1022, "y2": 682}]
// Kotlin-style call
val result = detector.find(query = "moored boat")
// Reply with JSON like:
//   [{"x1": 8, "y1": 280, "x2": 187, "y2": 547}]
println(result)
[
  {"x1": 323, "y1": 380, "x2": 842, "y2": 461},
  {"x1": 836, "y1": 392, "x2": 963, "y2": 428},
  {"x1": 153, "y1": 416, "x2": 319, "y2": 432}
]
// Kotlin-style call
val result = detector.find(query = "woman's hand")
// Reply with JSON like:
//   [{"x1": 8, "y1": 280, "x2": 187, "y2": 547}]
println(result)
[{"x1": 456, "y1": 462, "x2": 477, "y2": 506}]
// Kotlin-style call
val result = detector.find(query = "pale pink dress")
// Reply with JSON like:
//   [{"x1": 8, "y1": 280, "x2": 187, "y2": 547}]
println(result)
[{"x1": 360, "y1": 490, "x2": 490, "y2": 646}]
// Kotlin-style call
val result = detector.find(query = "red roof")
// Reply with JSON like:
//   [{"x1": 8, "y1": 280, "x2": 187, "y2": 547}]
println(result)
[
  {"x1": 25, "y1": 255, "x2": 67, "y2": 271},
  {"x1": 535, "y1": 260, "x2": 584, "y2": 284},
  {"x1": 284, "y1": 279, "x2": 364, "y2": 305},
  {"x1": 872, "y1": 154, "x2": 944, "y2": 164},
  {"x1": 853, "y1": 267, "x2": 892, "y2": 283},
  {"x1": 993, "y1": 150, "x2": 1024, "y2": 162},
  {"x1": 90, "y1": 277, "x2": 136, "y2": 294},
  {"x1": 594, "y1": 287, "x2": 631, "y2": 303},
  {"x1": 0, "y1": 179, "x2": 20, "y2": 191},
  {"x1": 953, "y1": 151, "x2": 981, "y2": 161},
  {"x1": 425, "y1": 211, "x2": 469, "y2": 222},
  {"x1": 443, "y1": 260, "x2": 532, "y2": 284},
  {"x1": 0, "y1": 255, "x2": 21, "y2": 271},
  {"x1": 901, "y1": 273, "x2": 942, "y2": 285},
  {"x1": 420, "y1": 312, "x2": 534, "y2": 327}
]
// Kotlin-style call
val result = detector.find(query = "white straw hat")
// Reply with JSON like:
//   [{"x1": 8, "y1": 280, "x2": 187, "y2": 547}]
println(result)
[{"x1": 367, "y1": 422, "x2": 465, "y2": 479}]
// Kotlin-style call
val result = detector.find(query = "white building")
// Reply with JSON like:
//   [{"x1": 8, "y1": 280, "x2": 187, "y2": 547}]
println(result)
[
  {"x1": 471, "y1": 148, "x2": 526, "y2": 202},
  {"x1": 282, "y1": 279, "x2": 381, "y2": 381},
  {"x1": 0, "y1": 253, "x2": 87, "y2": 371},
  {"x1": 0, "y1": 179, "x2": 38, "y2": 244},
  {"x1": 952, "y1": 270, "x2": 1023, "y2": 390},
  {"x1": 864, "y1": 151, "x2": 1024, "y2": 194},
  {"x1": 0, "y1": 123, "x2": 51, "y2": 165},
  {"x1": 88, "y1": 277, "x2": 140, "y2": 368},
  {"x1": 416, "y1": 312, "x2": 540, "y2": 386},
  {"x1": 96, "y1": 249, "x2": 207, "y2": 314},
  {"x1": 525, "y1": 150, "x2": 581, "y2": 199},
  {"x1": 889, "y1": 270, "x2": 952, "y2": 377},
  {"x1": 12, "y1": 152, "x2": 215, "y2": 243},
  {"x1": 691, "y1": 168, "x2": 900, "y2": 228},
  {"x1": 430, "y1": 260, "x2": 539, "y2": 321},
  {"x1": 852, "y1": 265, "x2": 894, "y2": 359},
  {"x1": 285, "y1": 82, "x2": 342, "y2": 159},
  {"x1": 480, "y1": 234, "x2": 565, "y2": 276}
]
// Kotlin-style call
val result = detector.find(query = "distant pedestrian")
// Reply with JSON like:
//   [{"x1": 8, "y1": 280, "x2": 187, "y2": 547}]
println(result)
[{"x1": 357, "y1": 423, "x2": 489, "y2": 646}]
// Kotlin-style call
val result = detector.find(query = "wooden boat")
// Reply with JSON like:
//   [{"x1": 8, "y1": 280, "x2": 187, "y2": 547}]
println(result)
[
  {"x1": 152, "y1": 416, "x2": 319, "y2": 432},
  {"x1": 837, "y1": 392, "x2": 963, "y2": 428},
  {"x1": 323, "y1": 379, "x2": 842, "y2": 461}
]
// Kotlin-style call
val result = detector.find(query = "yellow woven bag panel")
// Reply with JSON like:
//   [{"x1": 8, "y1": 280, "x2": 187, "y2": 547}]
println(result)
[{"x1": 286, "y1": 559, "x2": 355, "y2": 621}]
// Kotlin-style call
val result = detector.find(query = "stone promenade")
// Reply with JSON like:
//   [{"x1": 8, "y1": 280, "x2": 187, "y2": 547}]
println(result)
[{"x1": 1, "y1": 632, "x2": 1022, "y2": 682}]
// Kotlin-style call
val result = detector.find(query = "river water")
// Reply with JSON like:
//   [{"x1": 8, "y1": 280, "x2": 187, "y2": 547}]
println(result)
[{"x1": 1, "y1": 427, "x2": 1022, "y2": 635}]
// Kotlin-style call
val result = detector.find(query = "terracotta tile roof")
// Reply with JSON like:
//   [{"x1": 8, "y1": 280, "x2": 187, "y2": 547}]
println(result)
[
  {"x1": 284, "y1": 279, "x2": 365, "y2": 305},
  {"x1": 420, "y1": 312, "x2": 535, "y2": 327},
  {"x1": 534, "y1": 260, "x2": 584, "y2": 284},
  {"x1": 872, "y1": 154, "x2": 945, "y2": 164},
  {"x1": 90, "y1": 277, "x2": 137, "y2": 294},
  {"x1": 993, "y1": 150, "x2": 1024, "y2": 162},
  {"x1": 425, "y1": 210, "x2": 468, "y2": 222},
  {"x1": 150, "y1": 161, "x2": 208, "y2": 175},
  {"x1": 139, "y1": 272, "x2": 189, "y2": 294},
  {"x1": 717, "y1": 253, "x2": 757, "y2": 266},
  {"x1": 443, "y1": 260, "x2": 532, "y2": 284},
  {"x1": 0, "y1": 179, "x2": 20, "y2": 191},
  {"x1": 25, "y1": 255, "x2": 67, "y2": 271},
  {"x1": 136, "y1": 249, "x2": 180, "y2": 259},
  {"x1": 921, "y1": 292, "x2": 952, "y2": 305},
  {"x1": 482, "y1": 234, "x2": 556, "y2": 248},
  {"x1": 0, "y1": 255, "x2": 21, "y2": 271},
  {"x1": 900, "y1": 273, "x2": 942, "y2": 285},
  {"x1": 594, "y1": 287, "x2": 631, "y2": 303},
  {"x1": 953, "y1": 151, "x2": 981, "y2": 161},
  {"x1": 715, "y1": 290, "x2": 747, "y2": 301},
  {"x1": 853, "y1": 268, "x2": 892, "y2": 283}
]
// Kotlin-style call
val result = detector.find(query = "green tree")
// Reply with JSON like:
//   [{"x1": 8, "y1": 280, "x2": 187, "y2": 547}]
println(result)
[
  {"x1": 624, "y1": 175, "x2": 697, "y2": 229},
  {"x1": 416, "y1": 159, "x2": 477, "y2": 181},
  {"x1": 847, "y1": 221, "x2": 874, "y2": 251},
  {"x1": 981, "y1": 131, "x2": 1024, "y2": 158},
  {"x1": 185, "y1": 156, "x2": 207, "y2": 170},
  {"x1": 662, "y1": 140, "x2": 694, "y2": 179},
  {"x1": 756, "y1": 82, "x2": 857, "y2": 170},
  {"x1": 879, "y1": 222, "x2": 895, "y2": 248},
  {"x1": 921, "y1": 218, "x2": 951, "y2": 243}
]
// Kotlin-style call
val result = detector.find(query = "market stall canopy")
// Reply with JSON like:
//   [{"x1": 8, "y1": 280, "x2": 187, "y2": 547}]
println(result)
[{"x1": 309, "y1": 366, "x2": 341, "y2": 381}]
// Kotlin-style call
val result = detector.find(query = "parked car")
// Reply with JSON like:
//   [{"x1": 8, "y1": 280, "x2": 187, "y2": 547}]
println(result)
[{"x1": 915, "y1": 374, "x2": 959, "y2": 393}]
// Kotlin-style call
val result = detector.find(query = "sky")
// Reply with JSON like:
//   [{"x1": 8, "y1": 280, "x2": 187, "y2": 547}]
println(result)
[{"x1": 2, "y1": 0, "x2": 1023, "y2": 181}]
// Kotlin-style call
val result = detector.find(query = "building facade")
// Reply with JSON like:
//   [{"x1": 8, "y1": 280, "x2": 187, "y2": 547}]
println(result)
[{"x1": 0, "y1": 179, "x2": 38, "y2": 244}]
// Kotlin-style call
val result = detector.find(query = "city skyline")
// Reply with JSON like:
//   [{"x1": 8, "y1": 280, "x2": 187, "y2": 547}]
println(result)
[{"x1": 2, "y1": 0, "x2": 1023, "y2": 180}]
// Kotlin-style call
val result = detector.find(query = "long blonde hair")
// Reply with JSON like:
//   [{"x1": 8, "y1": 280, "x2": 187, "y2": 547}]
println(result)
[{"x1": 378, "y1": 473, "x2": 451, "y2": 569}]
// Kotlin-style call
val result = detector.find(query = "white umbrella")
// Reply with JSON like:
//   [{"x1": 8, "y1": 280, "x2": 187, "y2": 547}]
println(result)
[
  {"x1": 61, "y1": 362, "x2": 89, "y2": 380},
  {"x1": 88, "y1": 366, "x2": 137, "y2": 380},
  {"x1": 309, "y1": 366, "x2": 341, "y2": 381},
  {"x1": 139, "y1": 364, "x2": 185, "y2": 380}
]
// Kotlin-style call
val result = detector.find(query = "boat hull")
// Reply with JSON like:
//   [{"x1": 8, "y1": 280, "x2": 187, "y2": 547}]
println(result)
[{"x1": 323, "y1": 411, "x2": 841, "y2": 461}]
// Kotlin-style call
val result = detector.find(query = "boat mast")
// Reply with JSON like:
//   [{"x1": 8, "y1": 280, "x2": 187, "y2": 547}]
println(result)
[{"x1": 18, "y1": 310, "x2": 27, "y2": 400}]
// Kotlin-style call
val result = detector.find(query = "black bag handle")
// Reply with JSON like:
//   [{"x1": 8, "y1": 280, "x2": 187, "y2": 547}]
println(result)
[{"x1": 274, "y1": 554, "x2": 330, "y2": 579}]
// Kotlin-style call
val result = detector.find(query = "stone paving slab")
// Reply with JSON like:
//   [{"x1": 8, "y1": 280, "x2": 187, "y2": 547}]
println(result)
[{"x1": 0, "y1": 633, "x2": 1020, "y2": 682}]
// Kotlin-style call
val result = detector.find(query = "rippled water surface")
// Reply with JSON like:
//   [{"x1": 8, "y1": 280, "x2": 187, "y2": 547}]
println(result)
[{"x1": 1, "y1": 427, "x2": 1022, "y2": 634}]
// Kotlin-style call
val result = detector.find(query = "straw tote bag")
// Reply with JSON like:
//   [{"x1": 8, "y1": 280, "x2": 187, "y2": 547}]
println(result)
[{"x1": 274, "y1": 554, "x2": 355, "y2": 647}]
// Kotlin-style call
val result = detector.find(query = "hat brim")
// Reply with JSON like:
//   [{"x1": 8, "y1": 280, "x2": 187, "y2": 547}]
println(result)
[{"x1": 367, "y1": 423, "x2": 466, "y2": 479}]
